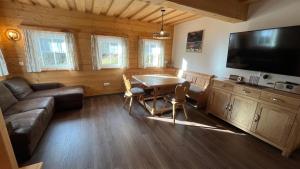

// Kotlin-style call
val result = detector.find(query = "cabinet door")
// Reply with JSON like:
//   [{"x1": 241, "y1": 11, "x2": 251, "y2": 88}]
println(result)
[
  {"x1": 227, "y1": 95, "x2": 257, "y2": 130},
  {"x1": 208, "y1": 88, "x2": 231, "y2": 119},
  {"x1": 252, "y1": 104, "x2": 296, "y2": 147}
]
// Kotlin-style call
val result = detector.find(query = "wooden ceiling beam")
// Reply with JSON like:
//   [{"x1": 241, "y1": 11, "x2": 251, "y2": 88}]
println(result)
[
  {"x1": 129, "y1": 2, "x2": 150, "y2": 19},
  {"x1": 139, "y1": 0, "x2": 251, "y2": 22},
  {"x1": 105, "y1": 0, "x2": 115, "y2": 15}
]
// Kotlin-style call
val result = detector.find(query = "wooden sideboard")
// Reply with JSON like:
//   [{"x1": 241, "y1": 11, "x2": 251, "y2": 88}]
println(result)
[{"x1": 207, "y1": 78, "x2": 300, "y2": 157}]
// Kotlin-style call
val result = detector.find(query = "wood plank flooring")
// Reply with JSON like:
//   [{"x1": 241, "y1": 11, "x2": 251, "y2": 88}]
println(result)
[{"x1": 25, "y1": 95, "x2": 300, "y2": 169}]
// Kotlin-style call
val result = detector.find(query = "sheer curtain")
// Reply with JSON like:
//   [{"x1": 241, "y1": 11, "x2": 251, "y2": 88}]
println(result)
[
  {"x1": 65, "y1": 33, "x2": 79, "y2": 70},
  {"x1": 24, "y1": 29, "x2": 42, "y2": 72},
  {"x1": 24, "y1": 29, "x2": 79, "y2": 72},
  {"x1": 0, "y1": 49, "x2": 9, "y2": 76},
  {"x1": 91, "y1": 35, "x2": 128, "y2": 70},
  {"x1": 139, "y1": 39, "x2": 165, "y2": 68}
]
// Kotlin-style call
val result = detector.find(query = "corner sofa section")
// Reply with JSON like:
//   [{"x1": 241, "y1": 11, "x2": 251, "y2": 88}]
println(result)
[{"x1": 0, "y1": 77, "x2": 84, "y2": 162}]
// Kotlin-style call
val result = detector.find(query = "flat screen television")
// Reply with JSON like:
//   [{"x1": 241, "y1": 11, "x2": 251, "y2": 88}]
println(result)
[{"x1": 226, "y1": 26, "x2": 300, "y2": 77}]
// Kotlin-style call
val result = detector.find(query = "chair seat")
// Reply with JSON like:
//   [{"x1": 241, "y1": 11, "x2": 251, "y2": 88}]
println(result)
[
  {"x1": 165, "y1": 94, "x2": 185, "y2": 104},
  {"x1": 130, "y1": 87, "x2": 145, "y2": 95}
]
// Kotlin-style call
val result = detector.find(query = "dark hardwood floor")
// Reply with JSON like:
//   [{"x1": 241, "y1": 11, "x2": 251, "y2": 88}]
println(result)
[{"x1": 25, "y1": 94, "x2": 300, "y2": 169}]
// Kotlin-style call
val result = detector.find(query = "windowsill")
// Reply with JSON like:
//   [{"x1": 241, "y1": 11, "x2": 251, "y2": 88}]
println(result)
[{"x1": 41, "y1": 68, "x2": 74, "y2": 72}]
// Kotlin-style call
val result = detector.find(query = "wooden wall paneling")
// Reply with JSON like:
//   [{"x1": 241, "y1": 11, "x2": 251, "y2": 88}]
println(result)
[{"x1": 0, "y1": 0, "x2": 174, "y2": 96}]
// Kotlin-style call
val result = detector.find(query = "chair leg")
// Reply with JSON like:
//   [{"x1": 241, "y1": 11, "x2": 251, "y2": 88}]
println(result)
[
  {"x1": 123, "y1": 96, "x2": 129, "y2": 107},
  {"x1": 182, "y1": 104, "x2": 188, "y2": 120},
  {"x1": 172, "y1": 103, "x2": 176, "y2": 125},
  {"x1": 129, "y1": 97, "x2": 133, "y2": 114}
]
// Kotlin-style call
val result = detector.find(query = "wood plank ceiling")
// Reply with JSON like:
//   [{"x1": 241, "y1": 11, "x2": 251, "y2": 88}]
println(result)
[{"x1": 15, "y1": 0, "x2": 202, "y2": 25}]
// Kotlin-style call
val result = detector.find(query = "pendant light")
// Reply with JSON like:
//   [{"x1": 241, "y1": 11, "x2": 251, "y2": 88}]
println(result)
[{"x1": 153, "y1": 9, "x2": 171, "y2": 40}]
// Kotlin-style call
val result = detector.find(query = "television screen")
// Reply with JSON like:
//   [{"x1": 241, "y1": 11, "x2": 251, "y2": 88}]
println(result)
[{"x1": 226, "y1": 26, "x2": 300, "y2": 77}]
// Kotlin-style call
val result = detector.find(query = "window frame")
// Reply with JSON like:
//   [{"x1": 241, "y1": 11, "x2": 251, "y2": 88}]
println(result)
[
  {"x1": 140, "y1": 38, "x2": 165, "y2": 68},
  {"x1": 35, "y1": 31, "x2": 72, "y2": 71},
  {"x1": 93, "y1": 35, "x2": 128, "y2": 69}
]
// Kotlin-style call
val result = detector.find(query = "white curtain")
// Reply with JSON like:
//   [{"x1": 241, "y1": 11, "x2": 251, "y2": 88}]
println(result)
[
  {"x1": 139, "y1": 39, "x2": 165, "y2": 68},
  {"x1": 24, "y1": 29, "x2": 79, "y2": 72},
  {"x1": 0, "y1": 49, "x2": 9, "y2": 76},
  {"x1": 91, "y1": 35, "x2": 128, "y2": 70},
  {"x1": 24, "y1": 29, "x2": 42, "y2": 72},
  {"x1": 65, "y1": 33, "x2": 79, "y2": 70}
]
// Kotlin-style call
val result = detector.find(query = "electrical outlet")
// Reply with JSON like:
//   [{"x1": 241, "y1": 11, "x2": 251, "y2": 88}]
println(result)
[{"x1": 103, "y1": 82, "x2": 110, "y2": 87}]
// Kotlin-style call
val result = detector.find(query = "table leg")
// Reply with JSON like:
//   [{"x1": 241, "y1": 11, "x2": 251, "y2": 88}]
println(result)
[{"x1": 151, "y1": 87, "x2": 158, "y2": 115}]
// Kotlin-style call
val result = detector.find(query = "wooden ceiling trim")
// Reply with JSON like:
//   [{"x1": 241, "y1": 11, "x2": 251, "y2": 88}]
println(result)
[
  {"x1": 129, "y1": 2, "x2": 151, "y2": 19},
  {"x1": 139, "y1": 6, "x2": 163, "y2": 21},
  {"x1": 85, "y1": 0, "x2": 94, "y2": 13},
  {"x1": 118, "y1": 0, "x2": 135, "y2": 17},
  {"x1": 164, "y1": 12, "x2": 194, "y2": 24},
  {"x1": 74, "y1": 0, "x2": 86, "y2": 12},
  {"x1": 151, "y1": 9, "x2": 183, "y2": 23},
  {"x1": 105, "y1": 0, "x2": 114, "y2": 15},
  {"x1": 141, "y1": 7, "x2": 174, "y2": 22},
  {"x1": 55, "y1": 0, "x2": 71, "y2": 10},
  {"x1": 92, "y1": 0, "x2": 105, "y2": 15},
  {"x1": 66, "y1": 0, "x2": 76, "y2": 11},
  {"x1": 17, "y1": 0, "x2": 33, "y2": 5}
]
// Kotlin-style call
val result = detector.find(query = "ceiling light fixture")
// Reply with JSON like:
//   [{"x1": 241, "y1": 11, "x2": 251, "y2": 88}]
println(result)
[
  {"x1": 153, "y1": 9, "x2": 171, "y2": 40},
  {"x1": 6, "y1": 29, "x2": 21, "y2": 41}
]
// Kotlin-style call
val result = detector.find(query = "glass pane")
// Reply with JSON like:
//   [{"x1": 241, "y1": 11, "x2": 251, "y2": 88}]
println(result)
[
  {"x1": 42, "y1": 52, "x2": 55, "y2": 66},
  {"x1": 40, "y1": 38, "x2": 51, "y2": 52},
  {"x1": 55, "y1": 53, "x2": 67, "y2": 65}
]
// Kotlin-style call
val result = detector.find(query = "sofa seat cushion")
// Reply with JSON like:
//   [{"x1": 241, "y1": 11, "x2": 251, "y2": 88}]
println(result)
[
  {"x1": 5, "y1": 97, "x2": 54, "y2": 116},
  {"x1": 26, "y1": 86, "x2": 83, "y2": 100},
  {"x1": 5, "y1": 109, "x2": 53, "y2": 160},
  {"x1": 0, "y1": 82, "x2": 18, "y2": 112},
  {"x1": 4, "y1": 77, "x2": 33, "y2": 100},
  {"x1": 26, "y1": 86, "x2": 84, "y2": 111},
  {"x1": 187, "y1": 84, "x2": 204, "y2": 99}
]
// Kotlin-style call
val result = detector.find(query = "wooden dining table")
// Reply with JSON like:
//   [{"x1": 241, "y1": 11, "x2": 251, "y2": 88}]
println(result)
[{"x1": 132, "y1": 74, "x2": 186, "y2": 115}]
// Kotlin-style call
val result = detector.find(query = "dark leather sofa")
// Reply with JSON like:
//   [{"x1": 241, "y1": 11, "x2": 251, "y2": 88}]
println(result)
[{"x1": 0, "y1": 77, "x2": 84, "y2": 161}]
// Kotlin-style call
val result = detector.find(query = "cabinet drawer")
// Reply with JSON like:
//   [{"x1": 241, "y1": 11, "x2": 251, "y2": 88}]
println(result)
[
  {"x1": 213, "y1": 81, "x2": 234, "y2": 91},
  {"x1": 233, "y1": 86, "x2": 261, "y2": 99},
  {"x1": 260, "y1": 92, "x2": 300, "y2": 110}
]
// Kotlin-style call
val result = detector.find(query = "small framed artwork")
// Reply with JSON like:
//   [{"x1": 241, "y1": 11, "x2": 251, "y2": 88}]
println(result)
[{"x1": 186, "y1": 30, "x2": 204, "y2": 53}]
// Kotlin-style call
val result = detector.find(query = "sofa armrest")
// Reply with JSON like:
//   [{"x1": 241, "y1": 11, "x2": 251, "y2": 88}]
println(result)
[{"x1": 31, "y1": 83, "x2": 64, "y2": 91}]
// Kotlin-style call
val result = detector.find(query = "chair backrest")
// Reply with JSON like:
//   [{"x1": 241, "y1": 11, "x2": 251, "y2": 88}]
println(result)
[
  {"x1": 174, "y1": 85, "x2": 187, "y2": 102},
  {"x1": 122, "y1": 74, "x2": 132, "y2": 92},
  {"x1": 181, "y1": 81, "x2": 190, "y2": 92}
]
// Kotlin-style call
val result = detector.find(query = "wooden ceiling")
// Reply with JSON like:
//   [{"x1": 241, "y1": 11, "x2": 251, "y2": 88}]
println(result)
[
  {"x1": 14, "y1": 0, "x2": 261, "y2": 25},
  {"x1": 14, "y1": 0, "x2": 201, "y2": 25}
]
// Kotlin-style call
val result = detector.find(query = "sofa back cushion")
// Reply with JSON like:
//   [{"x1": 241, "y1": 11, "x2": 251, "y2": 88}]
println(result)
[
  {"x1": 0, "y1": 82, "x2": 18, "y2": 112},
  {"x1": 3, "y1": 77, "x2": 33, "y2": 100}
]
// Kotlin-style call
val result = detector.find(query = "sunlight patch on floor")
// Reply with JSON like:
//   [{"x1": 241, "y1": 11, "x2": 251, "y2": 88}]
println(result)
[{"x1": 147, "y1": 116, "x2": 246, "y2": 135}]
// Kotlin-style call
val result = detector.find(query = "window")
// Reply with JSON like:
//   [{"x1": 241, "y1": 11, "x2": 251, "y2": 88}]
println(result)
[
  {"x1": 0, "y1": 49, "x2": 9, "y2": 76},
  {"x1": 139, "y1": 39, "x2": 165, "y2": 68},
  {"x1": 91, "y1": 35, "x2": 127, "y2": 69},
  {"x1": 23, "y1": 29, "x2": 78, "y2": 72}
]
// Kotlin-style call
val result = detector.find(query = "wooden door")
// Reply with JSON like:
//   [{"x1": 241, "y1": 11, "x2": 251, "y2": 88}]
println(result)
[
  {"x1": 251, "y1": 104, "x2": 296, "y2": 147},
  {"x1": 227, "y1": 95, "x2": 257, "y2": 130},
  {"x1": 208, "y1": 88, "x2": 231, "y2": 119}
]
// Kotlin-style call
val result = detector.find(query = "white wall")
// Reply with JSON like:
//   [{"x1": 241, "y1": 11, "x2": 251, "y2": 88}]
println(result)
[{"x1": 172, "y1": 0, "x2": 300, "y2": 86}]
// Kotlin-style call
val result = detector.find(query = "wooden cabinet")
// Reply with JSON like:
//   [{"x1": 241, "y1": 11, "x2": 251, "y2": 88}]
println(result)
[
  {"x1": 251, "y1": 104, "x2": 296, "y2": 147},
  {"x1": 207, "y1": 79, "x2": 300, "y2": 157},
  {"x1": 228, "y1": 95, "x2": 257, "y2": 130},
  {"x1": 208, "y1": 89, "x2": 231, "y2": 119}
]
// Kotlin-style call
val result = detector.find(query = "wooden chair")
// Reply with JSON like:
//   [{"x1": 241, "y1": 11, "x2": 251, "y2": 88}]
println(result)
[
  {"x1": 123, "y1": 74, "x2": 145, "y2": 114},
  {"x1": 165, "y1": 81, "x2": 190, "y2": 124}
]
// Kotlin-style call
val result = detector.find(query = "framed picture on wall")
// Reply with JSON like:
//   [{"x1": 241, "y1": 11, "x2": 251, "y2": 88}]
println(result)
[{"x1": 186, "y1": 30, "x2": 204, "y2": 53}]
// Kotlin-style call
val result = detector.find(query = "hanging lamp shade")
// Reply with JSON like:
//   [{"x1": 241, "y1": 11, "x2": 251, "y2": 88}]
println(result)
[{"x1": 153, "y1": 9, "x2": 171, "y2": 40}]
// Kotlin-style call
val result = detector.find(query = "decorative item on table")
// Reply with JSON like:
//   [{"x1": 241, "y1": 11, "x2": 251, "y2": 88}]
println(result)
[
  {"x1": 229, "y1": 74, "x2": 244, "y2": 84},
  {"x1": 186, "y1": 30, "x2": 204, "y2": 53},
  {"x1": 249, "y1": 75, "x2": 260, "y2": 86}
]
